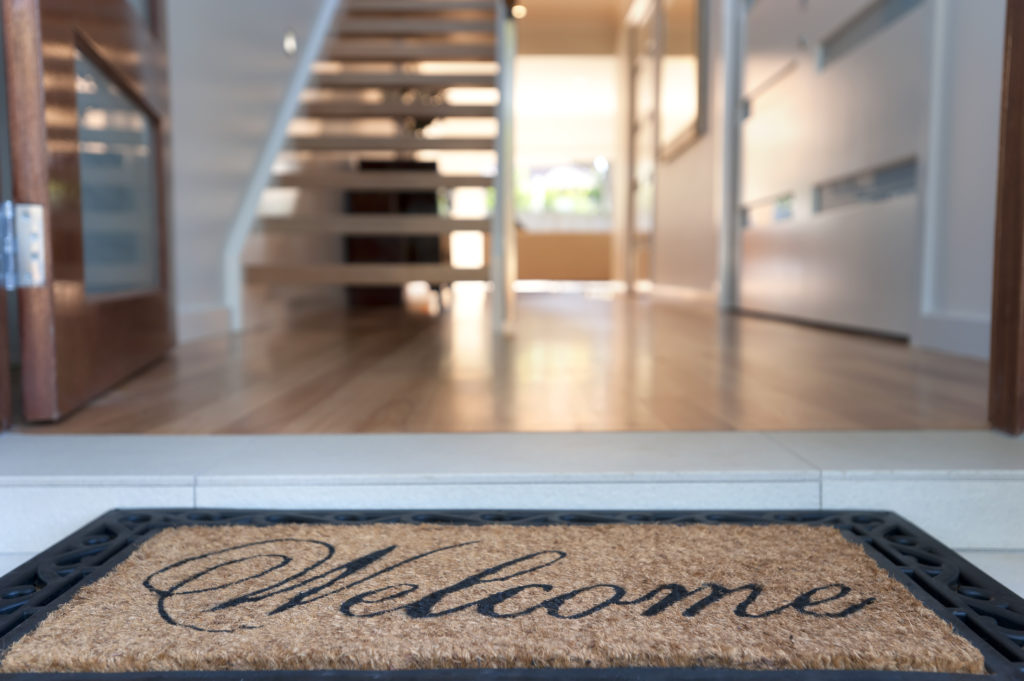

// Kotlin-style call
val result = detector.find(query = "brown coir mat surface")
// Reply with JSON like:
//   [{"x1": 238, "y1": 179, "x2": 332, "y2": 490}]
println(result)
[{"x1": 0, "y1": 523, "x2": 985, "y2": 675}]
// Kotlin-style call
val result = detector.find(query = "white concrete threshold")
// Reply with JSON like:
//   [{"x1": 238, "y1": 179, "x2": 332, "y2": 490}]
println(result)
[{"x1": 0, "y1": 430, "x2": 1021, "y2": 595}]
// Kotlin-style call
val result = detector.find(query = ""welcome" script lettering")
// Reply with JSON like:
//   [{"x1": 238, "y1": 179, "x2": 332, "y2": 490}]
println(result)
[{"x1": 142, "y1": 539, "x2": 876, "y2": 632}]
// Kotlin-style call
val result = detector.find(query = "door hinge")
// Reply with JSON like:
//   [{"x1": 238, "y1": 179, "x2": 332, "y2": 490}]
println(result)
[{"x1": 1, "y1": 200, "x2": 47, "y2": 291}]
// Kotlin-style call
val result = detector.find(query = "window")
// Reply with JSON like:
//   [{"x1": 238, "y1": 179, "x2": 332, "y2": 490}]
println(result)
[
  {"x1": 75, "y1": 47, "x2": 162, "y2": 296},
  {"x1": 515, "y1": 160, "x2": 612, "y2": 232}
]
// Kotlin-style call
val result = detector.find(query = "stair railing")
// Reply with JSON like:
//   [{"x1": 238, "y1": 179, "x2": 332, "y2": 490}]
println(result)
[{"x1": 491, "y1": 0, "x2": 518, "y2": 333}]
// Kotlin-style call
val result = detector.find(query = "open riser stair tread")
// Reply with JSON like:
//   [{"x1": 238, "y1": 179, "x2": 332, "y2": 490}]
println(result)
[
  {"x1": 260, "y1": 216, "x2": 491, "y2": 235},
  {"x1": 324, "y1": 42, "x2": 496, "y2": 62},
  {"x1": 288, "y1": 136, "x2": 497, "y2": 151},
  {"x1": 273, "y1": 170, "x2": 494, "y2": 189},
  {"x1": 336, "y1": 18, "x2": 495, "y2": 36},
  {"x1": 300, "y1": 102, "x2": 497, "y2": 119},
  {"x1": 246, "y1": 263, "x2": 489, "y2": 285},
  {"x1": 344, "y1": 0, "x2": 496, "y2": 13},
  {"x1": 311, "y1": 72, "x2": 498, "y2": 89}
]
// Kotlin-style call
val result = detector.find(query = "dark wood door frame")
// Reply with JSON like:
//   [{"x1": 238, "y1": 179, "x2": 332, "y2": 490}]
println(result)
[
  {"x1": 2, "y1": 0, "x2": 56, "y2": 424},
  {"x1": 989, "y1": 0, "x2": 1024, "y2": 435},
  {"x1": 1, "y1": 0, "x2": 174, "y2": 423},
  {"x1": 0, "y1": 10, "x2": 9, "y2": 429},
  {"x1": 0, "y1": 3, "x2": 12, "y2": 431}
]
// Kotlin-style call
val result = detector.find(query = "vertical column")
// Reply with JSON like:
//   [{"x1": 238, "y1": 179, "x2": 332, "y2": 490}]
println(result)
[
  {"x1": 491, "y1": 2, "x2": 517, "y2": 333},
  {"x1": 717, "y1": 0, "x2": 745, "y2": 311},
  {"x1": 623, "y1": 26, "x2": 637, "y2": 292},
  {"x1": 989, "y1": 0, "x2": 1024, "y2": 434}
]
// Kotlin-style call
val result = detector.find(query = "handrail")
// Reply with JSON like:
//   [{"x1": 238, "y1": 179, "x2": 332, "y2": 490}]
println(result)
[
  {"x1": 223, "y1": 0, "x2": 344, "y2": 331},
  {"x1": 491, "y1": 0, "x2": 517, "y2": 332}
]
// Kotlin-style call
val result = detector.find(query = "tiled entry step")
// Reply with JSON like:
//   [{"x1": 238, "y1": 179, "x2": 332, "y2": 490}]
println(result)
[
  {"x1": 0, "y1": 509, "x2": 1022, "y2": 680},
  {"x1": 0, "y1": 431, "x2": 1021, "y2": 594}
]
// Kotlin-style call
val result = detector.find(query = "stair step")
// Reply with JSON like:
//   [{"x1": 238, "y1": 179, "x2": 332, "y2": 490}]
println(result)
[
  {"x1": 301, "y1": 102, "x2": 496, "y2": 119},
  {"x1": 312, "y1": 72, "x2": 497, "y2": 89},
  {"x1": 246, "y1": 263, "x2": 489, "y2": 285},
  {"x1": 289, "y1": 136, "x2": 496, "y2": 151},
  {"x1": 337, "y1": 18, "x2": 494, "y2": 36},
  {"x1": 261, "y1": 216, "x2": 490, "y2": 235},
  {"x1": 273, "y1": 170, "x2": 493, "y2": 189},
  {"x1": 346, "y1": 0, "x2": 496, "y2": 13},
  {"x1": 324, "y1": 42, "x2": 496, "y2": 62}
]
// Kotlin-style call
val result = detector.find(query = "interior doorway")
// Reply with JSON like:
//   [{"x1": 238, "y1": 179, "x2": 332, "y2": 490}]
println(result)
[{"x1": 0, "y1": 0, "x2": 1013, "y2": 436}]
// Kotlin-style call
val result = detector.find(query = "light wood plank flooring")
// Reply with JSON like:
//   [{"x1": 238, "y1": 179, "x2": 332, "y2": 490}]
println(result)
[{"x1": 20, "y1": 292, "x2": 989, "y2": 433}]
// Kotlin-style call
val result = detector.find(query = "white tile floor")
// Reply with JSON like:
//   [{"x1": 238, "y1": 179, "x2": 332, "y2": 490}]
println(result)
[
  {"x1": 960, "y1": 551, "x2": 1024, "y2": 597},
  {"x1": 0, "y1": 430, "x2": 1021, "y2": 596},
  {"x1": 767, "y1": 431, "x2": 1024, "y2": 474},
  {"x1": 0, "y1": 554, "x2": 32, "y2": 576},
  {"x1": 0, "y1": 432, "x2": 818, "y2": 483}
]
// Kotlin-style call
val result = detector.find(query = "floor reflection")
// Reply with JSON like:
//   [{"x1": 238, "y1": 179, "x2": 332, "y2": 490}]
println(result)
[{"x1": 23, "y1": 287, "x2": 989, "y2": 433}]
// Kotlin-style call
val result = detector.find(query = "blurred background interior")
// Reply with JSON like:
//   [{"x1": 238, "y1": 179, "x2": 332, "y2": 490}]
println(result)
[{"x1": 0, "y1": 0, "x2": 1008, "y2": 434}]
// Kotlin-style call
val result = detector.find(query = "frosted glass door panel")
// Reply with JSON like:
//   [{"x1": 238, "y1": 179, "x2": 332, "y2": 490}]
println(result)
[{"x1": 75, "y1": 48, "x2": 161, "y2": 296}]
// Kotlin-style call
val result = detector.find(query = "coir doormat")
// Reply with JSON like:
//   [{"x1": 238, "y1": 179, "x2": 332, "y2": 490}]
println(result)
[{"x1": 0, "y1": 511, "x2": 1022, "y2": 680}]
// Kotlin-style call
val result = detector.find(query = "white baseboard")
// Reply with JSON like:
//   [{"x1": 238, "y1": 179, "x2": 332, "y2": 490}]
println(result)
[
  {"x1": 176, "y1": 303, "x2": 232, "y2": 344},
  {"x1": 912, "y1": 311, "x2": 991, "y2": 360}
]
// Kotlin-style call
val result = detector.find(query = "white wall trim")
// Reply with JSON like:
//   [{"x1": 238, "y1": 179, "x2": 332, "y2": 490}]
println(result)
[
  {"x1": 221, "y1": 0, "x2": 343, "y2": 331},
  {"x1": 911, "y1": 0, "x2": 996, "y2": 362},
  {"x1": 912, "y1": 311, "x2": 990, "y2": 360},
  {"x1": 176, "y1": 304, "x2": 232, "y2": 344}
]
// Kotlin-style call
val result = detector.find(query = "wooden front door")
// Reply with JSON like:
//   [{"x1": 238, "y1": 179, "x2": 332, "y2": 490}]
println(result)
[{"x1": 1, "y1": 0, "x2": 172, "y2": 422}]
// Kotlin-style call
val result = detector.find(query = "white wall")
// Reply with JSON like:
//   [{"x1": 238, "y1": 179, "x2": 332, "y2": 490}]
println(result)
[
  {"x1": 516, "y1": 55, "x2": 619, "y2": 165},
  {"x1": 653, "y1": 115, "x2": 717, "y2": 292},
  {"x1": 739, "y1": 0, "x2": 929, "y2": 336},
  {"x1": 650, "y1": 0, "x2": 1006, "y2": 358},
  {"x1": 736, "y1": 0, "x2": 1006, "y2": 352},
  {"x1": 914, "y1": 0, "x2": 1005, "y2": 358},
  {"x1": 166, "y1": 0, "x2": 330, "y2": 342},
  {"x1": 651, "y1": 0, "x2": 721, "y2": 293}
]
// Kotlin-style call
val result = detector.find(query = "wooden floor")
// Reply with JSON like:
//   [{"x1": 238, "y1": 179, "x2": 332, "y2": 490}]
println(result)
[{"x1": 20, "y1": 291, "x2": 989, "y2": 433}]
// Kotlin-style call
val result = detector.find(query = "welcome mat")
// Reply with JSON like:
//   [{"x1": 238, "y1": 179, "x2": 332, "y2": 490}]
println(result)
[{"x1": 0, "y1": 511, "x2": 1021, "y2": 680}]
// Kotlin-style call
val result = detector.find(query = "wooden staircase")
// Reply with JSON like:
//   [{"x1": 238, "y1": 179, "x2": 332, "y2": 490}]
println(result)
[{"x1": 246, "y1": 0, "x2": 504, "y2": 292}]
